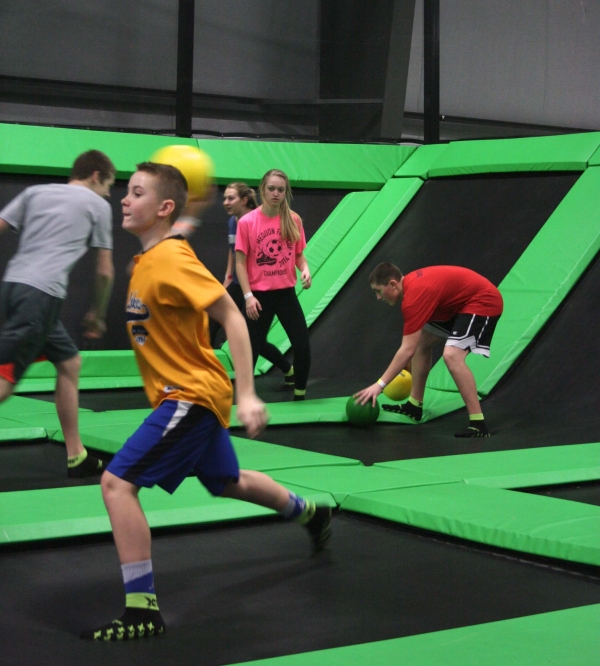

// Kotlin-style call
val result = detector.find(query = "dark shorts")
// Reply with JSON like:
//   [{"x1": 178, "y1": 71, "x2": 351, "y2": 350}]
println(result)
[
  {"x1": 106, "y1": 400, "x2": 240, "y2": 496},
  {"x1": 424, "y1": 313, "x2": 501, "y2": 357},
  {"x1": 0, "y1": 282, "x2": 79, "y2": 384}
]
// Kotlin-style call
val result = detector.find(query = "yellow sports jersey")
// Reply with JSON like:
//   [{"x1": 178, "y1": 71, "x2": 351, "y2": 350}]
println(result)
[{"x1": 126, "y1": 237, "x2": 233, "y2": 426}]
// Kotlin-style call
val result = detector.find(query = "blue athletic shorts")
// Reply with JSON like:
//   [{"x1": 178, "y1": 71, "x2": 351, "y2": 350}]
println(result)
[{"x1": 106, "y1": 400, "x2": 240, "y2": 496}]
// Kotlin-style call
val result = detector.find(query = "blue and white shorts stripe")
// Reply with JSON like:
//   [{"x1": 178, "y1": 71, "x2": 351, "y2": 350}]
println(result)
[{"x1": 106, "y1": 400, "x2": 239, "y2": 495}]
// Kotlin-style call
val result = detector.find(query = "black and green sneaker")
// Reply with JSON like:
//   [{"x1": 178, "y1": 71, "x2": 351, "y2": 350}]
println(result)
[
  {"x1": 283, "y1": 369, "x2": 295, "y2": 389},
  {"x1": 81, "y1": 607, "x2": 166, "y2": 641},
  {"x1": 298, "y1": 501, "x2": 332, "y2": 555},
  {"x1": 68, "y1": 453, "x2": 104, "y2": 478},
  {"x1": 382, "y1": 401, "x2": 423, "y2": 422},
  {"x1": 455, "y1": 421, "x2": 490, "y2": 438}
]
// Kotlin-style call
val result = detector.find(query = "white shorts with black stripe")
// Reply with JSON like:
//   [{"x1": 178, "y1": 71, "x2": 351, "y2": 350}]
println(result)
[{"x1": 423, "y1": 313, "x2": 501, "y2": 357}]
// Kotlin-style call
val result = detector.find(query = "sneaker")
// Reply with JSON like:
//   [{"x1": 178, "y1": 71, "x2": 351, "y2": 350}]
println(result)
[
  {"x1": 299, "y1": 502, "x2": 332, "y2": 555},
  {"x1": 293, "y1": 393, "x2": 305, "y2": 402},
  {"x1": 68, "y1": 454, "x2": 104, "y2": 478},
  {"x1": 282, "y1": 370, "x2": 295, "y2": 389},
  {"x1": 81, "y1": 608, "x2": 166, "y2": 641},
  {"x1": 382, "y1": 401, "x2": 422, "y2": 422},
  {"x1": 455, "y1": 422, "x2": 490, "y2": 438}
]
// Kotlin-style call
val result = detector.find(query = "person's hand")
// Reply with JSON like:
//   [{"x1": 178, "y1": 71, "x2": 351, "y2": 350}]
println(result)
[
  {"x1": 300, "y1": 267, "x2": 311, "y2": 289},
  {"x1": 82, "y1": 311, "x2": 106, "y2": 339},
  {"x1": 236, "y1": 394, "x2": 269, "y2": 438},
  {"x1": 353, "y1": 383, "x2": 383, "y2": 407},
  {"x1": 245, "y1": 295, "x2": 262, "y2": 320}
]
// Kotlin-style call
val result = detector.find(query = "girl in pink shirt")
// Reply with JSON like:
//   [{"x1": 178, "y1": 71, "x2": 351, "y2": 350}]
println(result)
[{"x1": 235, "y1": 169, "x2": 311, "y2": 400}]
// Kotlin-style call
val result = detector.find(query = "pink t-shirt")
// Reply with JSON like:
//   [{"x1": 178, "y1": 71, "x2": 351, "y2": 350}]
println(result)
[{"x1": 235, "y1": 207, "x2": 306, "y2": 291}]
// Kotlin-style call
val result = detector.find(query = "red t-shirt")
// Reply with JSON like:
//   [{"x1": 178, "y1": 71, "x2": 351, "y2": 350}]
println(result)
[{"x1": 401, "y1": 266, "x2": 503, "y2": 335}]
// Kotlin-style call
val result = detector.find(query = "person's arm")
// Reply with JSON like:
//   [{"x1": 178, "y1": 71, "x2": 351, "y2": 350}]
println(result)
[
  {"x1": 170, "y1": 186, "x2": 217, "y2": 238},
  {"x1": 224, "y1": 248, "x2": 234, "y2": 288},
  {"x1": 83, "y1": 248, "x2": 114, "y2": 339},
  {"x1": 0, "y1": 218, "x2": 10, "y2": 234},
  {"x1": 235, "y1": 250, "x2": 262, "y2": 320},
  {"x1": 206, "y1": 292, "x2": 268, "y2": 438},
  {"x1": 295, "y1": 251, "x2": 311, "y2": 289},
  {"x1": 354, "y1": 330, "x2": 422, "y2": 406}
]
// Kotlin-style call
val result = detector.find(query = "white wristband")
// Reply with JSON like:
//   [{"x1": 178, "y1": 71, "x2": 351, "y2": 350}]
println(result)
[
  {"x1": 377, "y1": 378, "x2": 387, "y2": 389},
  {"x1": 244, "y1": 292, "x2": 254, "y2": 300}
]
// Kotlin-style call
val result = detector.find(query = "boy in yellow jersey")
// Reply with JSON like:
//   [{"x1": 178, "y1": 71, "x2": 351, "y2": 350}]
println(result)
[{"x1": 81, "y1": 163, "x2": 331, "y2": 642}]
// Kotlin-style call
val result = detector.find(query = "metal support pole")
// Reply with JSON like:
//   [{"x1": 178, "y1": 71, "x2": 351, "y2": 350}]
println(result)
[
  {"x1": 423, "y1": 0, "x2": 440, "y2": 144},
  {"x1": 175, "y1": 0, "x2": 195, "y2": 137}
]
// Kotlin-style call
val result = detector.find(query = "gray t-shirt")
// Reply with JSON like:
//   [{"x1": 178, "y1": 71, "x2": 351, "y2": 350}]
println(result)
[{"x1": 0, "y1": 183, "x2": 113, "y2": 299}]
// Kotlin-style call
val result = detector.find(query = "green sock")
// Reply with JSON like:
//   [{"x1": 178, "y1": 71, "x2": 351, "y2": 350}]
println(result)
[
  {"x1": 67, "y1": 449, "x2": 88, "y2": 468},
  {"x1": 469, "y1": 413, "x2": 484, "y2": 421},
  {"x1": 408, "y1": 396, "x2": 423, "y2": 408}
]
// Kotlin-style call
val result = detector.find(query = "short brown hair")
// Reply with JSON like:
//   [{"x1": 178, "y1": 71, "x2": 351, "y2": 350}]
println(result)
[
  {"x1": 136, "y1": 161, "x2": 188, "y2": 224},
  {"x1": 369, "y1": 262, "x2": 403, "y2": 286},
  {"x1": 71, "y1": 150, "x2": 115, "y2": 182}
]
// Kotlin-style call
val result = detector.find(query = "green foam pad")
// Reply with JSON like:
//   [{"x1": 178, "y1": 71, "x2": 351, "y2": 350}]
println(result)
[
  {"x1": 0, "y1": 417, "x2": 47, "y2": 442},
  {"x1": 0, "y1": 123, "x2": 415, "y2": 188},
  {"x1": 224, "y1": 191, "x2": 378, "y2": 371},
  {"x1": 255, "y1": 179, "x2": 423, "y2": 370},
  {"x1": 0, "y1": 395, "x2": 67, "y2": 417},
  {"x1": 271, "y1": 465, "x2": 452, "y2": 504},
  {"x1": 393, "y1": 143, "x2": 449, "y2": 178},
  {"x1": 231, "y1": 604, "x2": 600, "y2": 666},
  {"x1": 0, "y1": 479, "x2": 332, "y2": 544},
  {"x1": 426, "y1": 132, "x2": 600, "y2": 177},
  {"x1": 423, "y1": 165, "x2": 600, "y2": 414},
  {"x1": 589, "y1": 143, "x2": 600, "y2": 165},
  {"x1": 231, "y1": 437, "x2": 360, "y2": 472},
  {"x1": 341, "y1": 483, "x2": 600, "y2": 566},
  {"x1": 376, "y1": 443, "x2": 600, "y2": 489}
]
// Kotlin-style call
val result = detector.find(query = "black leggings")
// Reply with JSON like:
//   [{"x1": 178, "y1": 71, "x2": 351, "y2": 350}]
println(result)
[
  {"x1": 246, "y1": 288, "x2": 310, "y2": 391},
  {"x1": 210, "y1": 283, "x2": 291, "y2": 373}
]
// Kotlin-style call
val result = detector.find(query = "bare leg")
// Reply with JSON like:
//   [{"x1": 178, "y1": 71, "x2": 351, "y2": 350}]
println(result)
[
  {"x1": 410, "y1": 330, "x2": 440, "y2": 402},
  {"x1": 221, "y1": 469, "x2": 290, "y2": 511},
  {"x1": 54, "y1": 354, "x2": 85, "y2": 458},
  {"x1": 443, "y1": 345, "x2": 482, "y2": 414},
  {"x1": 0, "y1": 377, "x2": 15, "y2": 402},
  {"x1": 101, "y1": 471, "x2": 151, "y2": 564}
]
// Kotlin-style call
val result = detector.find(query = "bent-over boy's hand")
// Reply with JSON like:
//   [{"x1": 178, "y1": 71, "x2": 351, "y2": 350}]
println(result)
[
  {"x1": 353, "y1": 383, "x2": 383, "y2": 408},
  {"x1": 236, "y1": 394, "x2": 269, "y2": 438}
]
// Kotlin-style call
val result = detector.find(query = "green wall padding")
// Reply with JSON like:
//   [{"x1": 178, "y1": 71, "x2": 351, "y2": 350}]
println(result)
[
  {"x1": 342, "y1": 483, "x2": 600, "y2": 566},
  {"x1": 0, "y1": 417, "x2": 46, "y2": 442},
  {"x1": 0, "y1": 123, "x2": 415, "y2": 188},
  {"x1": 256, "y1": 178, "x2": 423, "y2": 368},
  {"x1": 376, "y1": 443, "x2": 600, "y2": 489},
  {"x1": 231, "y1": 604, "x2": 600, "y2": 666},
  {"x1": 393, "y1": 143, "x2": 449, "y2": 178},
  {"x1": 589, "y1": 143, "x2": 600, "y2": 165},
  {"x1": 426, "y1": 132, "x2": 600, "y2": 177}
]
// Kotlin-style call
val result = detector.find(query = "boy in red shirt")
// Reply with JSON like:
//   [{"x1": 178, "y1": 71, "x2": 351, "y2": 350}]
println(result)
[{"x1": 355, "y1": 263, "x2": 503, "y2": 437}]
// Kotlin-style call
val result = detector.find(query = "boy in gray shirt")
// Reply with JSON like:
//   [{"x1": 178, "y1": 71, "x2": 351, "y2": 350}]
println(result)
[{"x1": 0, "y1": 149, "x2": 115, "y2": 477}]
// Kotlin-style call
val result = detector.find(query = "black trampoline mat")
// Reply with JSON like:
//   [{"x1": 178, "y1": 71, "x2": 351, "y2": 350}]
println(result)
[{"x1": 1, "y1": 513, "x2": 599, "y2": 666}]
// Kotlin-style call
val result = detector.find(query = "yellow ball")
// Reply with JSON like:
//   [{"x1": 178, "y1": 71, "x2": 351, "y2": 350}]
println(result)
[
  {"x1": 150, "y1": 144, "x2": 214, "y2": 200},
  {"x1": 383, "y1": 370, "x2": 412, "y2": 401}
]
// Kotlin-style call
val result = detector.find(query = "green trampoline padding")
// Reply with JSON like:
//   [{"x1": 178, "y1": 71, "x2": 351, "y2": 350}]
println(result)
[
  {"x1": 376, "y1": 442, "x2": 600, "y2": 489},
  {"x1": 0, "y1": 123, "x2": 415, "y2": 188},
  {"x1": 0, "y1": 417, "x2": 47, "y2": 442},
  {"x1": 425, "y1": 132, "x2": 600, "y2": 178},
  {"x1": 255, "y1": 178, "x2": 424, "y2": 371},
  {"x1": 232, "y1": 438, "x2": 360, "y2": 472},
  {"x1": 0, "y1": 479, "x2": 335, "y2": 544},
  {"x1": 0, "y1": 395, "x2": 73, "y2": 417},
  {"x1": 341, "y1": 482, "x2": 600, "y2": 566},
  {"x1": 411, "y1": 165, "x2": 600, "y2": 418},
  {"x1": 270, "y1": 465, "x2": 452, "y2": 504},
  {"x1": 393, "y1": 143, "x2": 449, "y2": 178},
  {"x1": 230, "y1": 604, "x2": 600, "y2": 666},
  {"x1": 589, "y1": 143, "x2": 600, "y2": 166}
]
